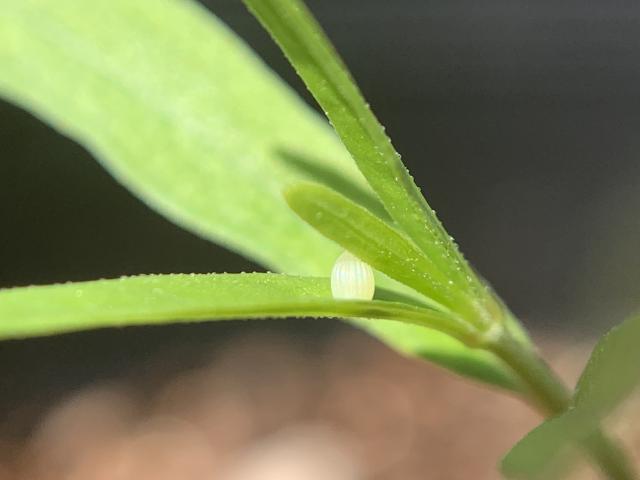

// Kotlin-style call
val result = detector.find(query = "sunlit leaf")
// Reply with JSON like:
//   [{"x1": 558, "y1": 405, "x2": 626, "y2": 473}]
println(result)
[
  {"x1": 242, "y1": 0, "x2": 496, "y2": 317},
  {"x1": 285, "y1": 182, "x2": 484, "y2": 328},
  {"x1": 0, "y1": 0, "x2": 360, "y2": 275},
  {"x1": 0, "y1": 273, "x2": 461, "y2": 339}
]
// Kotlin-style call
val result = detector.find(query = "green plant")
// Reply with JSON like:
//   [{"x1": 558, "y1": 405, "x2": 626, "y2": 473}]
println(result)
[{"x1": 0, "y1": 0, "x2": 638, "y2": 477}]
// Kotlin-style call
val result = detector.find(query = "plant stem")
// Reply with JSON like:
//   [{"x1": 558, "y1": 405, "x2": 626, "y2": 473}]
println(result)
[
  {"x1": 491, "y1": 331, "x2": 636, "y2": 480},
  {"x1": 490, "y1": 331, "x2": 570, "y2": 415},
  {"x1": 583, "y1": 428, "x2": 637, "y2": 480}
]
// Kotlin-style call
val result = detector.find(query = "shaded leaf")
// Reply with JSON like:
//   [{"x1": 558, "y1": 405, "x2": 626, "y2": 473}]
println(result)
[
  {"x1": 574, "y1": 312, "x2": 640, "y2": 416},
  {"x1": 501, "y1": 412, "x2": 583, "y2": 480},
  {"x1": 353, "y1": 318, "x2": 522, "y2": 391},
  {"x1": 502, "y1": 313, "x2": 640, "y2": 478},
  {"x1": 277, "y1": 149, "x2": 391, "y2": 222}
]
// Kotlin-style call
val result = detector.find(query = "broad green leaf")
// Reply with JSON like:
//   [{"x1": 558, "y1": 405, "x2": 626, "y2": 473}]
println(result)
[
  {"x1": 0, "y1": 0, "x2": 359, "y2": 276},
  {"x1": 574, "y1": 312, "x2": 640, "y2": 416},
  {"x1": 501, "y1": 412, "x2": 583, "y2": 480},
  {"x1": 502, "y1": 413, "x2": 635, "y2": 480},
  {"x1": 0, "y1": 273, "x2": 463, "y2": 339},
  {"x1": 285, "y1": 182, "x2": 486, "y2": 330},
  {"x1": 502, "y1": 313, "x2": 640, "y2": 479},
  {"x1": 242, "y1": 0, "x2": 496, "y2": 317},
  {"x1": 0, "y1": 0, "x2": 518, "y2": 391},
  {"x1": 353, "y1": 318, "x2": 522, "y2": 391}
]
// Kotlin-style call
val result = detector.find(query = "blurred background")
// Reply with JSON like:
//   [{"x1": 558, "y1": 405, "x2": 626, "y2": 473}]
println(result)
[{"x1": 1, "y1": 0, "x2": 639, "y2": 478}]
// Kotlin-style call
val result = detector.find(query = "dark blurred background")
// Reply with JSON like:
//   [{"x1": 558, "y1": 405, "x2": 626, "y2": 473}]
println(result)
[{"x1": 1, "y1": 1, "x2": 639, "y2": 476}]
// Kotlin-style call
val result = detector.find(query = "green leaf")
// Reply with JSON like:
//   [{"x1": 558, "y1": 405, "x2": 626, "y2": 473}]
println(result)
[
  {"x1": 0, "y1": 0, "x2": 518, "y2": 391},
  {"x1": 353, "y1": 318, "x2": 523, "y2": 391},
  {"x1": 0, "y1": 273, "x2": 523, "y2": 391},
  {"x1": 574, "y1": 312, "x2": 640, "y2": 416},
  {"x1": 0, "y1": 0, "x2": 359, "y2": 276},
  {"x1": 0, "y1": 273, "x2": 461, "y2": 339},
  {"x1": 502, "y1": 313, "x2": 640, "y2": 478},
  {"x1": 501, "y1": 412, "x2": 583, "y2": 480},
  {"x1": 502, "y1": 414, "x2": 634, "y2": 480},
  {"x1": 242, "y1": 0, "x2": 496, "y2": 319},
  {"x1": 285, "y1": 182, "x2": 485, "y2": 330}
]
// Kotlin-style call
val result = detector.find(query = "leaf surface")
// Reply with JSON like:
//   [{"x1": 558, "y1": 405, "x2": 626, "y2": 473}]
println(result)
[
  {"x1": 0, "y1": 0, "x2": 358, "y2": 275},
  {"x1": 0, "y1": 0, "x2": 518, "y2": 391},
  {"x1": 574, "y1": 313, "x2": 640, "y2": 416},
  {"x1": 0, "y1": 273, "x2": 456, "y2": 338},
  {"x1": 242, "y1": 0, "x2": 495, "y2": 316},
  {"x1": 285, "y1": 182, "x2": 482, "y2": 328},
  {"x1": 501, "y1": 413, "x2": 582, "y2": 480},
  {"x1": 502, "y1": 313, "x2": 640, "y2": 478}
]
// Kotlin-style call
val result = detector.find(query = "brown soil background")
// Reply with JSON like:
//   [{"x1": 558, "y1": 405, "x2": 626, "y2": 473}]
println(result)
[{"x1": 1, "y1": 331, "x2": 638, "y2": 480}]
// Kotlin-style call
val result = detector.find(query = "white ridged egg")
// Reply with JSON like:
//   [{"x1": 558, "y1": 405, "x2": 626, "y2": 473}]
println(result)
[{"x1": 331, "y1": 251, "x2": 375, "y2": 300}]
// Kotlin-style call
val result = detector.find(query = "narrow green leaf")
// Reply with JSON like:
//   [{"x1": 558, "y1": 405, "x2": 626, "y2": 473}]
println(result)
[
  {"x1": 502, "y1": 313, "x2": 640, "y2": 478},
  {"x1": 0, "y1": 273, "x2": 460, "y2": 339},
  {"x1": 278, "y1": 149, "x2": 391, "y2": 223},
  {"x1": 285, "y1": 182, "x2": 485, "y2": 331},
  {"x1": 242, "y1": 0, "x2": 495, "y2": 316},
  {"x1": 0, "y1": 273, "x2": 523, "y2": 391},
  {"x1": 0, "y1": 0, "x2": 519, "y2": 391}
]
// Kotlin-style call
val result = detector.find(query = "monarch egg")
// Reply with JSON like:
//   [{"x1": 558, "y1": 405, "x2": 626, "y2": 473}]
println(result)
[{"x1": 331, "y1": 250, "x2": 375, "y2": 301}]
